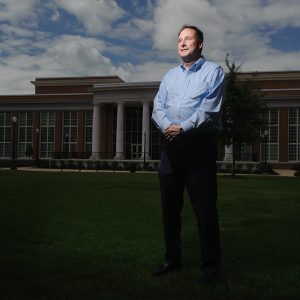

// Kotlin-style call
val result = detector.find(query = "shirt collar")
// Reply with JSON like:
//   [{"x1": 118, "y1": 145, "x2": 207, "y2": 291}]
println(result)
[{"x1": 180, "y1": 56, "x2": 205, "y2": 72}]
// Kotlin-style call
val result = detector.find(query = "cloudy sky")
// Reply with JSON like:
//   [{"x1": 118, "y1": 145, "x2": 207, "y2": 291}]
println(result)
[{"x1": 0, "y1": 0, "x2": 300, "y2": 94}]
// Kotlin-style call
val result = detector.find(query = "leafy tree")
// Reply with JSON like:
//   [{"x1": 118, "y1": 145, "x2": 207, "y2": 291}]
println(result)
[{"x1": 222, "y1": 54, "x2": 265, "y2": 174}]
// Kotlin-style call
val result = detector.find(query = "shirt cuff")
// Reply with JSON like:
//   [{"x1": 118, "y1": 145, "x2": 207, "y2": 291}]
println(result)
[
  {"x1": 180, "y1": 119, "x2": 194, "y2": 132},
  {"x1": 161, "y1": 119, "x2": 172, "y2": 132}
]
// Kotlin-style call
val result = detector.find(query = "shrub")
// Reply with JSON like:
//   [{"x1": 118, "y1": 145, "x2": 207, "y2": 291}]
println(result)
[{"x1": 254, "y1": 162, "x2": 277, "y2": 175}]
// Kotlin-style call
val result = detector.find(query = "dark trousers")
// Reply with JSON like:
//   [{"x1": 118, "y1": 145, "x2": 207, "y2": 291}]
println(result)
[{"x1": 159, "y1": 151, "x2": 221, "y2": 276}]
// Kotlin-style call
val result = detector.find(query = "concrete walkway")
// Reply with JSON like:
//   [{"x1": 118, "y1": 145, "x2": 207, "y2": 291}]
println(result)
[
  {"x1": 2, "y1": 166, "x2": 297, "y2": 177},
  {"x1": 273, "y1": 169, "x2": 296, "y2": 177}
]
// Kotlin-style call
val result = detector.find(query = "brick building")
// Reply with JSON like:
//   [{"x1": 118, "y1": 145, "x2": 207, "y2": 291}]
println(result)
[{"x1": 0, "y1": 71, "x2": 300, "y2": 169}]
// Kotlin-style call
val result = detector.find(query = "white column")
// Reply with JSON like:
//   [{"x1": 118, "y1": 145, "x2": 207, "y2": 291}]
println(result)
[
  {"x1": 91, "y1": 104, "x2": 101, "y2": 159},
  {"x1": 114, "y1": 102, "x2": 125, "y2": 160},
  {"x1": 141, "y1": 101, "x2": 150, "y2": 159}
]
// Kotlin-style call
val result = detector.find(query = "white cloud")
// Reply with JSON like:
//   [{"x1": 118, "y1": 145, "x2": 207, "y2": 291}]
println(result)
[
  {"x1": 52, "y1": 0, "x2": 154, "y2": 40},
  {"x1": 49, "y1": 35, "x2": 110, "y2": 72},
  {"x1": 1, "y1": 24, "x2": 37, "y2": 38},
  {"x1": 0, "y1": 0, "x2": 300, "y2": 95},
  {"x1": 127, "y1": 0, "x2": 155, "y2": 17},
  {"x1": 0, "y1": 0, "x2": 38, "y2": 24},
  {"x1": 53, "y1": 0, "x2": 125, "y2": 35},
  {"x1": 0, "y1": 54, "x2": 61, "y2": 94},
  {"x1": 242, "y1": 50, "x2": 300, "y2": 72},
  {"x1": 106, "y1": 18, "x2": 154, "y2": 41},
  {"x1": 0, "y1": 34, "x2": 129, "y2": 94},
  {"x1": 216, "y1": 0, "x2": 300, "y2": 28},
  {"x1": 0, "y1": 23, "x2": 51, "y2": 58},
  {"x1": 153, "y1": 0, "x2": 223, "y2": 51},
  {"x1": 151, "y1": 0, "x2": 300, "y2": 71},
  {"x1": 50, "y1": 8, "x2": 61, "y2": 22},
  {"x1": 121, "y1": 61, "x2": 175, "y2": 82}
]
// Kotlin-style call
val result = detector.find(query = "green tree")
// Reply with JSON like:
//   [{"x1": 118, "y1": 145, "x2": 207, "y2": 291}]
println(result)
[{"x1": 222, "y1": 54, "x2": 265, "y2": 175}]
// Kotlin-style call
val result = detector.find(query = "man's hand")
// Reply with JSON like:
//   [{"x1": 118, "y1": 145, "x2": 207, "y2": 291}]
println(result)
[{"x1": 164, "y1": 124, "x2": 182, "y2": 141}]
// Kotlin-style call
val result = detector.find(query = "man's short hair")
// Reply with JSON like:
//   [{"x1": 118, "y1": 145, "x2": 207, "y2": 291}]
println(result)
[{"x1": 178, "y1": 25, "x2": 204, "y2": 43}]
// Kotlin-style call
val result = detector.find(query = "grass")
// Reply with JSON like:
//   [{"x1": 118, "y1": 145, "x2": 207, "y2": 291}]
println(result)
[{"x1": 0, "y1": 170, "x2": 299, "y2": 300}]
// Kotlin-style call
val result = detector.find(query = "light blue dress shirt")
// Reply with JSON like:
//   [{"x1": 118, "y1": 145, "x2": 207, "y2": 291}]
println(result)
[{"x1": 152, "y1": 58, "x2": 225, "y2": 133}]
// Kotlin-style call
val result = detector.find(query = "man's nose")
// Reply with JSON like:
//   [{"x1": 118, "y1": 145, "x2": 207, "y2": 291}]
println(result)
[{"x1": 180, "y1": 39, "x2": 186, "y2": 47}]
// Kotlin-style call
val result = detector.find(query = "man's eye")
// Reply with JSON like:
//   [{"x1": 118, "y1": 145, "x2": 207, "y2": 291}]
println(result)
[{"x1": 178, "y1": 37, "x2": 193, "y2": 43}]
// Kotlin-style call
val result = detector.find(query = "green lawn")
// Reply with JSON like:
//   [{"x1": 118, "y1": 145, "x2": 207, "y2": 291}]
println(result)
[{"x1": 0, "y1": 171, "x2": 299, "y2": 300}]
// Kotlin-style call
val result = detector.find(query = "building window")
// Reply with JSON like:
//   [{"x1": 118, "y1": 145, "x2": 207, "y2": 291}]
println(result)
[
  {"x1": 18, "y1": 112, "x2": 33, "y2": 158},
  {"x1": 0, "y1": 112, "x2": 12, "y2": 158},
  {"x1": 239, "y1": 144, "x2": 252, "y2": 161},
  {"x1": 288, "y1": 108, "x2": 300, "y2": 161},
  {"x1": 112, "y1": 106, "x2": 145, "y2": 159},
  {"x1": 85, "y1": 111, "x2": 93, "y2": 157},
  {"x1": 63, "y1": 111, "x2": 78, "y2": 158},
  {"x1": 40, "y1": 111, "x2": 55, "y2": 158},
  {"x1": 112, "y1": 105, "x2": 161, "y2": 160},
  {"x1": 261, "y1": 108, "x2": 279, "y2": 162},
  {"x1": 124, "y1": 106, "x2": 142, "y2": 159}
]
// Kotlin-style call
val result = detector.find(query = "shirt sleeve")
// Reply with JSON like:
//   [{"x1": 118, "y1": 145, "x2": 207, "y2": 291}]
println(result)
[
  {"x1": 180, "y1": 66, "x2": 225, "y2": 132},
  {"x1": 151, "y1": 78, "x2": 172, "y2": 132}
]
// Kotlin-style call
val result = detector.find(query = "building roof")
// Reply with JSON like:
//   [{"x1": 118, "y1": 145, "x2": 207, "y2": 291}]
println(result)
[
  {"x1": 91, "y1": 81, "x2": 160, "y2": 92},
  {"x1": 31, "y1": 76, "x2": 124, "y2": 87},
  {"x1": 237, "y1": 70, "x2": 300, "y2": 81}
]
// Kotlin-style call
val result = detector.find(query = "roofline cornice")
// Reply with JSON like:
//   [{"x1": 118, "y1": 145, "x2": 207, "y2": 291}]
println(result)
[
  {"x1": 91, "y1": 81, "x2": 160, "y2": 92},
  {"x1": 237, "y1": 71, "x2": 300, "y2": 81},
  {"x1": 31, "y1": 76, "x2": 124, "y2": 86}
]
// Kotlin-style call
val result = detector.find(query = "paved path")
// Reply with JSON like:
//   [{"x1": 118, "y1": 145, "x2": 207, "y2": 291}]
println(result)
[
  {"x1": 2, "y1": 166, "x2": 297, "y2": 177},
  {"x1": 273, "y1": 169, "x2": 296, "y2": 177}
]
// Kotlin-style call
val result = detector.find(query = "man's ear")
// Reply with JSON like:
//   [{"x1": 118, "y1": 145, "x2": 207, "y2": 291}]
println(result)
[{"x1": 198, "y1": 41, "x2": 203, "y2": 50}]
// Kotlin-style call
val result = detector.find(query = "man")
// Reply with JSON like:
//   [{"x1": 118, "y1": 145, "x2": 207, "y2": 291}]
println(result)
[{"x1": 151, "y1": 25, "x2": 225, "y2": 284}]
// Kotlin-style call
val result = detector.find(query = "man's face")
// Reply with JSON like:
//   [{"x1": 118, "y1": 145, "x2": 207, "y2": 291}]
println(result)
[{"x1": 177, "y1": 28, "x2": 202, "y2": 63}]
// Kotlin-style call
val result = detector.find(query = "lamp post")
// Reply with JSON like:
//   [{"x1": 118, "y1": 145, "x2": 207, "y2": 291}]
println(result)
[
  {"x1": 65, "y1": 132, "x2": 69, "y2": 159},
  {"x1": 261, "y1": 129, "x2": 269, "y2": 164},
  {"x1": 143, "y1": 131, "x2": 146, "y2": 169},
  {"x1": 35, "y1": 128, "x2": 40, "y2": 167},
  {"x1": 11, "y1": 116, "x2": 18, "y2": 170},
  {"x1": 135, "y1": 109, "x2": 139, "y2": 160}
]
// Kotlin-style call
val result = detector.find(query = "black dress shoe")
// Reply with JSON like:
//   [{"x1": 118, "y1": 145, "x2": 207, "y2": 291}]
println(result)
[{"x1": 151, "y1": 261, "x2": 182, "y2": 277}]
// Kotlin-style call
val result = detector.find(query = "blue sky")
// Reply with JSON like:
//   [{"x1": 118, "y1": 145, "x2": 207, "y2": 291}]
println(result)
[{"x1": 0, "y1": 0, "x2": 300, "y2": 94}]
